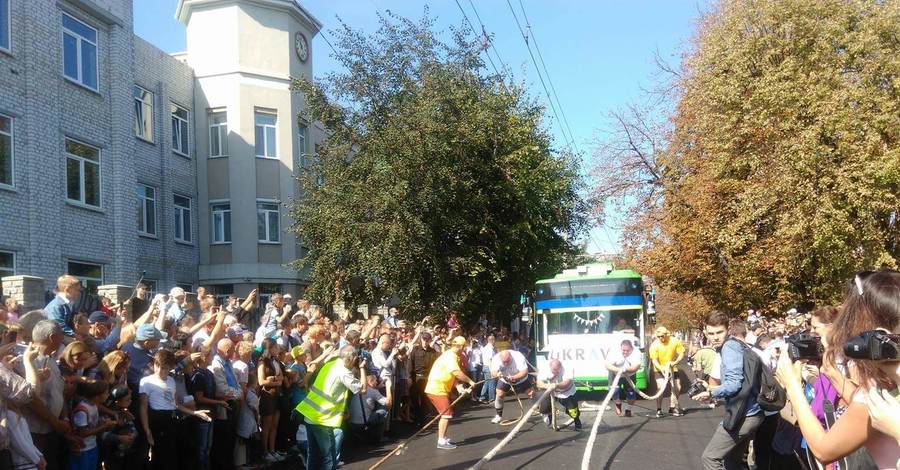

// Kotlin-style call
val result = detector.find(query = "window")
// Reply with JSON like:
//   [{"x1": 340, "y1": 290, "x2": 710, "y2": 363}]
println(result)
[
  {"x1": 134, "y1": 86, "x2": 153, "y2": 141},
  {"x1": 254, "y1": 112, "x2": 277, "y2": 158},
  {"x1": 256, "y1": 201, "x2": 280, "y2": 243},
  {"x1": 65, "y1": 138, "x2": 100, "y2": 207},
  {"x1": 67, "y1": 260, "x2": 103, "y2": 294},
  {"x1": 171, "y1": 104, "x2": 189, "y2": 156},
  {"x1": 1, "y1": 0, "x2": 9, "y2": 52},
  {"x1": 62, "y1": 13, "x2": 98, "y2": 91},
  {"x1": 0, "y1": 114, "x2": 11, "y2": 187},
  {"x1": 298, "y1": 123, "x2": 307, "y2": 156},
  {"x1": 174, "y1": 194, "x2": 192, "y2": 243},
  {"x1": 142, "y1": 279, "x2": 158, "y2": 299},
  {"x1": 211, "y1": 202, "x2": 231, "y2": 243},
  {"x1": 137, "y1": 184, "x2": 156, "y2": 236},
  {"x1": 0, "y1": 250, "x2": 14, "y2": 296},
  {"x1": 209, "y1": 112, "x2": 227, "y2": 157},
  {"x1": 176, "y1": 282, "x2": 193, "y2": 293}
]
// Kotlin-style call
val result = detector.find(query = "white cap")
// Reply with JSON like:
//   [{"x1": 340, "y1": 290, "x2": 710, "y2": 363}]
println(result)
[{"x1": 169, "y1": 287, "x2": 186, "y2": 297}]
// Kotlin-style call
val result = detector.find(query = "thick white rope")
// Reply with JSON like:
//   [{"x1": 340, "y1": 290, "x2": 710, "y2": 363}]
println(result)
[
  {"x1": 468, "y1": 386, "x2": 555, "y2": 470},
  {"x1": 581, "y1": 368, "x2": 623, "y2": 470}
]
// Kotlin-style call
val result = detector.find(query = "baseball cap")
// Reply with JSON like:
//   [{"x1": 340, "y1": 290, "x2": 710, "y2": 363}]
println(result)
[
  {"x1": 654, "y1": 326, "x2": 670, "y2": 337},
  {"x1": 135, "y1": 324, "x2": 167, "y2": 341},
  {"x1": 283, "y1": 293, "x2": 293, "y2": 300},
  {"x1": 169, "y1": 287, "x2": 186, "y2": 298},
  {"x1": 451, "y1": 336, "x2": 466, "y2": 346},
  {"x1": 88, "y1": 311, "x2": 112, "y2": 324}
]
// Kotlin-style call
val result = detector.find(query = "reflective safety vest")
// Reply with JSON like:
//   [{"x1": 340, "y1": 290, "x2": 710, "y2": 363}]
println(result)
[{"x1": 295, "y1": 359, "x2": 348, "y2": 427}]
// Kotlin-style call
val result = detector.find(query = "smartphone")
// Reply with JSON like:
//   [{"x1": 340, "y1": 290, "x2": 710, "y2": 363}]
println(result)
[{"x1": 13, "y1": 344, "x2": 27, "y2": 356}]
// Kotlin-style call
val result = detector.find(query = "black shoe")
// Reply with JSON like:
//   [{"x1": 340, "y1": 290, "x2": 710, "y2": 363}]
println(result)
[
  {"x1": 574, "y1": 418, "x2": 582, "y2": 430},
  {"x1": 670, "y1": 407, "x2": 684, "y2": 417},
  {"x1": 624, "y1": 410, "x2": 633, "y2": 418},
  {"x1": 655, "y1": 409, "x2": 663, "y2": 418}
]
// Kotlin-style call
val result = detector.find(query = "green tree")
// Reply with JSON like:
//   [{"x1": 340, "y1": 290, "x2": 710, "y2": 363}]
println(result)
[
  {"x1": 595, "y1": 0, "x2": 900, "y2": 314},
  {"x1": 288, "y1": 12, "x2": 586, "y2": 322}
]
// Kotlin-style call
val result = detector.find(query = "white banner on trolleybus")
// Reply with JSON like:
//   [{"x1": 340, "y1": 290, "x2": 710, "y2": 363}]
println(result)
[{"x1": 540, "y1": 334, "x2": 642, "y2": 379}]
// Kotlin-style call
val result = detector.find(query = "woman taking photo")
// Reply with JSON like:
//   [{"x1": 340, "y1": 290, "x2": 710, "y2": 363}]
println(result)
[{"x1": 776, "y1": 270, "x2": 900, "y2": 469}]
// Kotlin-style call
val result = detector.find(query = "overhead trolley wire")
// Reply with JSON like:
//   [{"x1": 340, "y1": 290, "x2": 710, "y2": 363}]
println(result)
[
  {"x1": 516, "y1": 0, "x2": 579, "y2": 154},
  {"x1": 504, "y1": 0, "x2": 575, "y2": 150}
]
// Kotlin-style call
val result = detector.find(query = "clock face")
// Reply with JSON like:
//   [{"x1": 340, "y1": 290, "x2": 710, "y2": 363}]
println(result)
[{"x1": 294, "y1": 32, "x2": 309, "y2": 63}]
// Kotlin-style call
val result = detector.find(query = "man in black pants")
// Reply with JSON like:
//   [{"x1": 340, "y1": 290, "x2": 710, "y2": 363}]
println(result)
[
  {"x1": 408, "y1": 332, "x2": 438, "y2": 425},
  {"x1": 537, "y1": 359, "x2": 582, "y2": 429}
]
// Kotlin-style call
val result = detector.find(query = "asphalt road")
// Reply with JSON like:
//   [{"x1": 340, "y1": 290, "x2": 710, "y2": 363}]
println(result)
[{"x1": 337, "y1": 387, "x2": 725, "y2": 470}]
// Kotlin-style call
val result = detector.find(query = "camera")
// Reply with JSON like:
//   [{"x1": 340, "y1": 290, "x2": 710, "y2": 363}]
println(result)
[
  {"x1": 687, "y1": 378, "x2": 708, "y2": 397},
  {"x1": 786, "y1": 333, "x2": 824, "y2": 361},
  {"x1": 843, "y1": 330, "x2": 900, "y2": 361}
]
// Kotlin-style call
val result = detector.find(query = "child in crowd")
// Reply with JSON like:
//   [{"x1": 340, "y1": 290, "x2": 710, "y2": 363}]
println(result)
[
  {"x1": 71, "y1": 379, "x2": 115, "y2": 470},
  {"x1": 100, "y1": 385, "x2": 138, "y2": 470}
]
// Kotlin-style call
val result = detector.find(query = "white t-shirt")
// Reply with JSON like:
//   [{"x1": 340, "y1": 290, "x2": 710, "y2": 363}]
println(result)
[
  {"x1": 606, "y1": 346, "x2": 642, "y2": 379},
  {"x1": 139, "y1": 375, "x2": 177, "y2": 411},
  {"x1": 72, "y1": 401, "x2": 100, "y2": 451},
  {"x1": 537, "y1": 365, "x2": 575, "y2": 398},
  {"x1": 490, "y1": 350, "x2": 529, "y2": 385},
  {"x1": 233, "y1": 359, "x2": 249, "y2": 385},
  {"x1": 710, "y1": 353, "x2": 722, "y2": 381}
]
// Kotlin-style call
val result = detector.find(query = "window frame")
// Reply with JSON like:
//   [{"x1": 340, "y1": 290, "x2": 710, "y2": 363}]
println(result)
[
  {"x1": 208, "y1": 112, "x2": 228, "y2": 158},
  {"x1": 61, "y1": 12, "x2": 99, "y2": 92},
  {"x1": 211, "y1": 201, "x2": 232, "y2": 244},
  {"x1": 65, "y1": 138, "x2": 101, "y2": 208},
  {"x1": 254, "y1": 111, "x2": 277, "y2": 159},
  {"x1": 134, "y1": 85, "x2": 154, "y2": 142},
  {"x1": 67, "y1": 260, "x2": 103, "y2": 294},
  {"x1": 171, "y1": 103, "x2": 190, "y2": 157},
  {"x1": 1, "y1": 0, "x2": 10, "y2": 53},
  {"x1": 256, "y1": 199, "x2": 281, "y2": 244},
  {"x1": 136, "y1": 183, "x2": 157, "y2": 237},
  {"x1": 173, "y1": 193, "x2": 193, "y2": 244},
  {"x1": 0, "y1": 113, "x2": 13, "y2": 189}
]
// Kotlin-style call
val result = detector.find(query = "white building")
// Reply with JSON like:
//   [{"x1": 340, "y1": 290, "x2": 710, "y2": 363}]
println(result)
[{"x1": 0, "y1": 0, "x2": 322, "y2": 300}]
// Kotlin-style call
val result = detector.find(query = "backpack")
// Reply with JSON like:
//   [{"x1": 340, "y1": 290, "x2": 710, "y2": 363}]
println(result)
[
  {"x1": 747, "y1": 349, "x2": 786, "y2": 412},
  {"x1": 722, "y1": 339, "x2": 786, "y2": 431}
]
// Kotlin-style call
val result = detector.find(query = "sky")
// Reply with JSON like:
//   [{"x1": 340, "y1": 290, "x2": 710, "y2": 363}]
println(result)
[{"x1": 133, "y1": 0, "x2": 704, "y2": 255}]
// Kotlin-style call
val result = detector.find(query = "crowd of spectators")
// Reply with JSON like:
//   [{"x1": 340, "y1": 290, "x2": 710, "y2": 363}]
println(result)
[{"x1": 0, "y1": 275, "x2": 535, "y2": 470}]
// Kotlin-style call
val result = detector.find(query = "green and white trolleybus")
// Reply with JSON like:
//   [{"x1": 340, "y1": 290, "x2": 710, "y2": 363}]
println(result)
[{"x1": 530, "y1": 263, "x2": 653, "y2": 391}]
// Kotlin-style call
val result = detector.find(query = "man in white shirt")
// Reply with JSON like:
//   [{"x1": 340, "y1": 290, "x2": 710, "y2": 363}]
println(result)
[
  {"x1": 347, "y1": 373, "x2": 391, "y2": 444},
  {"x1": 489, "y1": 349, "x2": 534, "y2": 424},
  {"x1": 478, "y1": 335, "x2": 496, "y2": 403},
  {"x1": 537, "y1": 359, "x2": 581, "y2": 429},
  {"x1": 605, "y1": 339, "x2": 642, "y2": 417}
]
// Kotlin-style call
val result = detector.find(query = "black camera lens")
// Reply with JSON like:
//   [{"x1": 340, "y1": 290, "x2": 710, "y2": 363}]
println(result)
[{"x1": 844, "y1": 330, "x2": 900, "y2": 361}]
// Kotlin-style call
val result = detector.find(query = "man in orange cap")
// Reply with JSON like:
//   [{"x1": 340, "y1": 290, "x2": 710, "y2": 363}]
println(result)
[{"x1": 424, "y1": 336, "x2": 475, "y2": 450}]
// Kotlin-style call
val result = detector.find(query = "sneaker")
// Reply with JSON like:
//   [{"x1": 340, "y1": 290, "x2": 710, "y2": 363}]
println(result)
[
  {"x1": 336, "y1": 461, "x2": 345, "y2": 468},
  {"x1": 671, "y1": 408, "x2": 684, "y2": 417},
  {"x1": 542, "y1": 414, "x2": 550, "y2": 424},
  {"x1": 491, "y1": 415, "x2": 502, "y2": 424},
  {"x1": 264, "y1": 453, "x2": 278, "y2": 463},
  {"x1": 614, "y1": 402, "x2": 622, "y2": 416},
  {"x1": 624, "y1": 410, "x2": 633, "y2": 418},
  {"x1": 437, "y1": 441, "x2": 458, "y2": 450},
  {"x1": 655, "y1": 409, "x2": 663, "y2": 418},
  {"x1": 275, "y1": 451, "x2": 289, "y2": 459},
  {"x1": 574, "y1": 417, "x2": 583, "y2": 430}
]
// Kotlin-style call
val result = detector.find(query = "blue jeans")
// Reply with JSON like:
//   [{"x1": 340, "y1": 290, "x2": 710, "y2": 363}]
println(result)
[
  {"x1": 334, "y1": 427, "x2": 344, "y2": 463},
  {"x1": 307, "y1": 423, "x2": 337, "y2": 470},
  {"x1": 196, "y1": 420, "x2": 213, "y2": 470},
  {"x1": 479, "y1": 372, "x2": 496, "y2": 401}
]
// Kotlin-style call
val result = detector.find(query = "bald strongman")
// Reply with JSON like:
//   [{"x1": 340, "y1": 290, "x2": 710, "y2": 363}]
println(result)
[
  {"x1": 537, "y1": 359, "x2": 582, "y2": 429},
  {"x1": 489, "y1": 349, "x2": 535, "y2": 424}
]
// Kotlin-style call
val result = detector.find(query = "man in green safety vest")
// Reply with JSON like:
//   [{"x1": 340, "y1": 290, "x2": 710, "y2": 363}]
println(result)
[{"x1": 296, "y1": 345, "x2": 367, "y2": 470}]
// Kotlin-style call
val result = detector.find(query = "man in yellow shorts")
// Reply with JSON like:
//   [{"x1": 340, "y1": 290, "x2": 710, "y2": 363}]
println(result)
[
  {"x1": 425, "y1": 336, "x2": 476, "y2": 450},
  {"x1": 649, "y1": 326, "x2": 685, "y2": 417}
]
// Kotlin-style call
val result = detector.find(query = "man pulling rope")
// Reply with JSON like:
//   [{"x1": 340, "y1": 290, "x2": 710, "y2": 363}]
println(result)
[{"x1": 489, "y1": 350, "x2": 535, "y2": 425}]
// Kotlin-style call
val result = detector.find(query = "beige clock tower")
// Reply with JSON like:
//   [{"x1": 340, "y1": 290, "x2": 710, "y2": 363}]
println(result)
[{"x1": 175, "y1": 0, "x2": 323, "y2": 300}]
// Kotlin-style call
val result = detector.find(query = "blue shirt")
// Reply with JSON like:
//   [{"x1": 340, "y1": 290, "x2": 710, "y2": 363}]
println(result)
[
  {"x1": 712, "y1": 339, "x2": 761, "y2": 417},
  {"x1": 44, "y1": 294, "x2": 75, "y2": 337}
]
